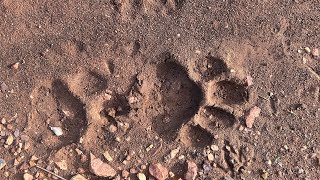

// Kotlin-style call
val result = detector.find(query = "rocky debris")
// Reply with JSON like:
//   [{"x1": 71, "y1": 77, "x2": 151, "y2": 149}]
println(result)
[
  {"x1": 0, "y1": 159, "x2": 6, "y2": 170},
  {"x1": 103, "y1": 150, "x2": 113, "y2": 162},
  {"x1": 137, "y1": 173, "x2": 146, "y2": 180},
  {"x1": 50, "y1": 127, "x2": 63, "y2": 136},
  {"x1": 149, "y1": 163, "x2": 168, "y2": 180},
  {"x1": 55, "y1": 160, "x2": 68, "y2": 170},
  {"x1": 245, "y1": 106, "x2": 261, "y2": 128},
  {"x1": 89, "y1": 153, "x2": 116, "y2": 177},
  {"x1": 185, "y1": 160, "x2": 197, "y2": 180},
  {"x1": 23, "y1": 173, "x2": 33, "y2": 180},
  {"x1": 70, "y1": 174, "x2": 87, "y2": 180}
]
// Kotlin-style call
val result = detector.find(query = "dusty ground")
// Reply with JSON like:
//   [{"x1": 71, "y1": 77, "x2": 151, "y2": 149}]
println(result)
[{"x1": 0, "y1": 0, "x2": 319, "y2": 179}]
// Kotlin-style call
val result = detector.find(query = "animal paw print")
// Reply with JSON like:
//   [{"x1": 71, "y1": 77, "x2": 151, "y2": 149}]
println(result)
[
  {"x1": 112, "y1": 0, "x2": 185, "y2": 20},
  {"x1": 28, "y1": 69, "x2": 111, "y2": 155}
]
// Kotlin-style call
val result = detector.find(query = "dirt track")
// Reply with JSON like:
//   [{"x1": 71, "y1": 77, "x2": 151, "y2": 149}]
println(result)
[{"x1": 0, "y1": 0, "x2": 319, "y2": 179}]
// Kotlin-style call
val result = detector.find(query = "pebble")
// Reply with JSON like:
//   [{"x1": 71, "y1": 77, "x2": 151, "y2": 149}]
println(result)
[
  {"x1": 185, "y1": 160, "x2": 197, "y2": 180},
  {"x1": 261, "y1": 170, "x2": 268, "y2": 179},
  {"x1": 50, "y1": 127, "x2": 63, "y2": 136},
  {"x1": 210, "y1": 145, "x2": 219, "y2": 151},
  {"x1": 137, "y1": 173, "x2": 146, "y2": 180},
  {"x1": 169, "y1": 171, "x2": 175, "y2": 178},
  {"x1": 6, "y1": 135, "x2": 14, "y2": 145},
  {"x1": 149, "y1": 163, "x2": 169, "y2": 180},
  {"x1": 245, "y1": 106, "x2": 261, "y2": 128},
  {"x1": 140, "y1": 164, "x2": 147, "y2": 170},
  {"x1": 55, "y1": 160, "x2": 68, "y2": 170},
  {"x1": 89, "y1": 153, "x2": 117, "y2": 177},
  {"x1": 203, "y1": 162, "x2": 212, "y2": 172},
  {"x1": 207, "y1": 153, "x2": 214, "y2": 161},
  {"x1": 305, "y1": 47, "x2": 311, "y2": 53},
  {"x1": 1, "y1": 82, "x2": 8, "y2": 92},
  {"x1": 103, "y1": 151, "x2": 113, "y2": 162},
  {"x1": 121, "y1": 170, "x2": 129, "y2": 178},
  {"x1": 0, "y1": 159, "x2": 6, "y2": 170},
  {"x1": 14, "y1": 129, "x2": 20, "y2": 137},
  {"x1": 170, "y1": 147, "x2": 180, "y2": 159},
  {"x1": 109, "y1": 125, "x2": 117, "y2": 133},
  {"x1": 11, "y1": 62, "x2": 20, "y2": 70},
  {"x1": 70, "y1": 174, "x2": 87, "y2": 180},
  {"x1": 23, "y1": 173, "x2": 33, "y2": 180}
]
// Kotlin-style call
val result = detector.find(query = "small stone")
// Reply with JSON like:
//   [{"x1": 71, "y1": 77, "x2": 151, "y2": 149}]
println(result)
[
  {"x1": 169, "y1": 171, "x2": 175, "y2": 178},
  {"x1": 207, "y1": 153, "x2": 214, "y2": 161},
  {"x1": 11, "y1": 62, "x2": 20, "y2": 70},
  {"x1": 302, "y1": 57, "x2": 307, "y2": 64},
  {"x1": 109, "y1": 125, "x2": 117, "y2": 133},
  {"x1": 210, "y1": 145, "x2": 219, "y2": 151},
  {"x1": 170, "y1": 147, "x2": 180, "y2": 159},
  {"x1": 246, "y1": 75, "x2": 253, "y2": 86},
  {"x1": 4, "y1": 171, "x2": 9, "y2": 177},
  {"x1": 121, "y1": 170, "x2": 129, "y2": 178},
  {"x1": 1, "y1": 118, "x2": 6, "y2": 124},
  {"x1": 149, "y1": 163, "x2": 168, "y2": 180},
  {"x1": 0, "y1": 159, "x2": 6, "y2": 170},
  {"x1": 178, "y1": 155, "x2": 185, "y2": 160},
  {"x1": 140, "y1": 164, "x2": 147, "y2": 170},
  {"x1": 1, "y1": 82, "x2": 8, "y2": 92},
  {"x1": 70, "y1": 174, "x2": 87, "y2": 180},
  {"x1": 129, "y1": 168, "x2": 137, "y2": 173},
  {"x1": 14, "y1": 129, "x2": 20, "y2": 137},
  {"x1": 6, "y1": 135, "x2": 14, "y2": 145},
  {"x1": 261, "y1": 170, "x2": 268, "y2": 179},
  {"x1": 50, "y1": 127, "x2": 63, "y2": 136},
  {"x1": 245, "y1": 106, "x2": 261, "y2": 128},
  {"x1": 30, "y1": 155, "x2": 39, "y2": 161},
  {"x1": 203, "y1": 161, "x2": 212, "y2": 172},
  {"x1": 103, "y1": 151, "x2": 113, "y2": 162},
  {"x1": 185, "y1": 160, "x2": 197, "y2": 180},
  {"x1": 55, "y1": 160, "x2": 68, "y2": 170},
  {"x1": 312, "y1": 48, "x2": 319, "y2": 57},
  {"x1": 137, "y1": 173, "x2": 146, "y2": 180},
  {"x1": 305, "y1": 47, "x2": 311, "y2": 53},
  {"x1": 90, "y1": 153, "x2": 117, "y2": 177},
  {"x1": 146, "y1": 144, "x2": 154, "y2": 152},
  {"x1": 23, "y1": 173, "x2": 33, "y2": 180},
  {"x1": 266, "y1": 160, "x2": 272, "y2": 166}
]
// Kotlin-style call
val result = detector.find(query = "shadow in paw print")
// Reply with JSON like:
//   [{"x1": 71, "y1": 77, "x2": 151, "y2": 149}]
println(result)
[
  {"x1": 52, "y1": 80, "x2": 87, "y2": 145},
  {"x1": 197, "y1": 55, "x2": 228, "y2": 81},
  {"x1": 152, "y1": 60, "x2": 203, "y2": 141},
  {"x1": 208, "y1": 80, "x2": 248, "y2": 105},
  {"x1": 179, "y1": 125, "x2": 213, "y2": 148},
  {"x1": 204, "y1": 106, "x2": 237, "y2": 129}
]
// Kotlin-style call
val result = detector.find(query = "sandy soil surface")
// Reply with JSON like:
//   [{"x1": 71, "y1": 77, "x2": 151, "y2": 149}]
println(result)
[{"x1": 0, "y1": 0, "x2": 319, "y2": 179}]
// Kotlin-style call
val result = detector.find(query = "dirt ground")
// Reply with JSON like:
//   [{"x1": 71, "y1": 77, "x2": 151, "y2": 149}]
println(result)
[{"x1": 0, "y1": 0, "x2": 319, "y2": 179}]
